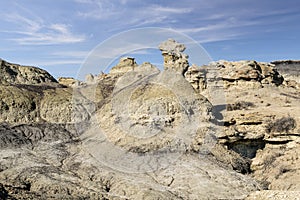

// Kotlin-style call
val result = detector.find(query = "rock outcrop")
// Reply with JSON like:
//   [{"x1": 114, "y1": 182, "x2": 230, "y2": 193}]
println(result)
[
  {"x1": 217, "y1": 60, "x2": 284, "y2": 88},
  {"x1": 272, "y1": 60, "x2": 300, "y2": 89},
  {"x1": 159, "y1": 39, "x2": 189, "y2": 75},
  {"x1": 58, "y1": 77, "x2": 81, "y2": 87},
  {"x1": 246, "y1": 190, "x2": 300, "y2": 200},
  {"x1": 0, "y1": 41, "x2": 299, "y2": 199},
  {"x1": 0, "y1": 59, "x2": 57, "y2": 85},
  {"x1": 184, "y1": 60, "x2": 284, "y2": 93},
  {"x1": 215, "y1": 60, "x2": 283, "y2": 88},
  {"x1": 271, "y1": 60, "x2": 300, "y2": 76},
  {"x1": 110, "y1": 57, "x2": 137, "y2": 74},
  {"x1": 40, "y1": 87, "x2": 92, "y2": 123},
  {"x1": 0, "y1": 59, "x2": 92, "y2": 125},
  {"x1": 184, "y1": 64, "x2": 208, "y2": 92},
  {"x1": 210, "y1": 61, "x2": 300, "y2": 196},
  {"x1": 0, "y1": 85, "x2": 40, "y2": 124}
]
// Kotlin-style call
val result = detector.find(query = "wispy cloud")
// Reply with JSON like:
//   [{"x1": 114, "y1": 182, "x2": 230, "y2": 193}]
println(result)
[
  {"x1": 51, "y1": 50, "x2": 90, "y2": 59},
  {"x1": 76, "y1": 0, "x2": 118, "y2": 20},
  {"x1": 7, "y1": 58, "x2": 83, "y2": 70},
  {"x1": 3, "y1": 12, "x2": 85, "y2": 45},
  {"x1": 37, "y1": 60, "x2": 84, "y2": 66},
  {"x1": 75, "y1": 0, "x2": 193, "y2": 25},
  {"x1": 0, "y1": 0, "x2": 298, "y2": 77},
  {"x1": 178, "y1": 19, "x2": 261, "y2": 34},
  {"x1": 150, "y1": 5, "x2": 193, "y2": 14}
]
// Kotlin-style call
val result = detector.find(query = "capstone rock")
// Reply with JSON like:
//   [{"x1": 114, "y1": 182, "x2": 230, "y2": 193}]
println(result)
[{"x1": 159, "y1": 39, "x2": 189, "y2": 75}]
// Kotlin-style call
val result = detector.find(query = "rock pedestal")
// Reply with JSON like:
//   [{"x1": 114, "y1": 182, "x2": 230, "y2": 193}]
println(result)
[{"x1": 159, "y1": 39, "x2": 189, "y2": 75}]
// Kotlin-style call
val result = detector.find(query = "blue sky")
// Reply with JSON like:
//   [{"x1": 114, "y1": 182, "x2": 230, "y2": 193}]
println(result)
[{"x1": 0, "y1": 0, "x2": 299, "y2": 79}]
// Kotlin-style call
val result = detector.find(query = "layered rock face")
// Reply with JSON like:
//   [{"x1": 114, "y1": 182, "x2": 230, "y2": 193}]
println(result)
[
  {"x1": 0, "y1": 59, "x2": 57, "y2": 85},
  {"x1": 216, "y1": 60, "x2": 284, "y2": 87},
  {"x1": 184, "y1": 58, "x2": 299, "y2": 197},
  {"x1": 0, "y1": 40, "x2": 299, "y2": 199},
  {"x1": 184, "y1": 60, "x2": 284, "y2": 93}
]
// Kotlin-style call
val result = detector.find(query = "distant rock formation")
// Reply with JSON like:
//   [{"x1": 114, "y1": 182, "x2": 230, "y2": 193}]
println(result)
[
  {"x1": 271, "y1": 60, "x2": 300, "y2": 88},
  {"x1": 216, "y1": 60, "x2": 284, "y2": 88},
  {"x1": 110, "y1": 57, "x2": 137, "y2": 74},
  {"x1": 159, "y1": 39, "x2": 189, "y2": 75},
  {"x1": 184, "y1": 60, "x2": 284, "y2": 92},
  {"x1": 58, "y1": 77, "x2": 81, "y2": 87},
  {"x1": 271, "y1": 60, "x2": 300, "y2": 65},
  {"x1": 271, "y1": 60, "x2": 300, "y2": 76},
  {"x1": 0, "y1": 59, "x2": 57, "y2": 85}
]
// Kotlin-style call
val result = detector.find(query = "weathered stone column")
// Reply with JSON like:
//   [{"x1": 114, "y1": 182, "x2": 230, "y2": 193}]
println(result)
[{"x1": 159, "y1": 39, "x2": 189, "y2": 75}]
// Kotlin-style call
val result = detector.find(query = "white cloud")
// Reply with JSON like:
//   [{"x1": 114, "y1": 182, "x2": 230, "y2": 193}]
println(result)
[
  {"x1": 3, "y1": 13, "x2": 85, "y2": 45},
  {"x1": 76, "y1": 0, "x2": 117, "y2": 20},
  {"x1": 150, "y1": 5, "x2": 193, "y2": 14},
  {"x1": 37, "y1": 60, "x2": 84, "y2": 66},
  {"x1": 8, "y1": 58, "x2": 83, "y2": 68},
  {"x1": 4, "y1": 13, "x2": 42, "y2": 33},
  {"x1": 51, "y1": 50, "x2": 90, "y2": 59},
  {"x1": 74, "y1": 0, "x2": 94, "y2": 3},
  {"x1": 178, "y1": 19, "x2": 260, "y2": 34},
  {"x1": 76, "y1": 0, "x2": 193, "y2": 24}
]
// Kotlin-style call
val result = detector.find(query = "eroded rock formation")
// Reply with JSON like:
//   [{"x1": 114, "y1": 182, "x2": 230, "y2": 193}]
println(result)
[
  {"x1": 0, "y1": 59, "x2": 57, "y2": 85},
  {"x1": 110, "y1": 57, "x2": 138, "y2": 74},
  {"x1": 0, "y1": 41, "x2": 299, "y2": 199},
  {"x1": 58, "y1": 77, "x2": 81, "y2": 87},
  {"x1": 159, "y1": 39, "x2": 189, "y2": 75},
  {"x1": 184, "y1": 60, "x2": 284, "y2": 93}
]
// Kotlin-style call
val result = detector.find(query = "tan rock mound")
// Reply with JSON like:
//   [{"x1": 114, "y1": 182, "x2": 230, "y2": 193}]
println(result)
[
  {"x1": 40, "y1": 87, "x2": 92, "y2": 123},
  {"x1": 0, "y1": 85, "x2": 40, "y2": 124},
  {"x1": 58, "y1": 77, "x2": 81, "y2": 87},
  {"x1": 0, "y1": 59, "x2": 57, "y2": 85},
  {"x1": 110, "y1": 57, "x2": 138, "y2": 74}
]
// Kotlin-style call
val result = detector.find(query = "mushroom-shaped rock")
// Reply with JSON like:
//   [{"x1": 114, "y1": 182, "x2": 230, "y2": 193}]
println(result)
[{"x1": 159, "y1": 39, "x2": 189, "y2": 75}]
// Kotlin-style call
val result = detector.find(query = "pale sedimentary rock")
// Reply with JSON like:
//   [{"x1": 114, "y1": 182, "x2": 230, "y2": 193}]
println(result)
[
  {"x1": 159, "y1": 39, "x2": 189, "y2": 75},
  {"x1": 0, "y1": 59, "x2": 57, "y2": 85}
]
